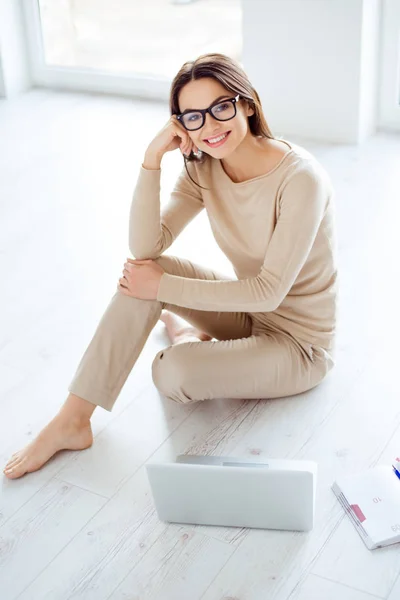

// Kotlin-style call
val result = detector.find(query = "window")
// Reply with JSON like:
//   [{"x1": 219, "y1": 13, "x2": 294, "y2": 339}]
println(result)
[
  {"x1": 379, "y1": 0, "x2": 400, "y2": 129},
  {"x1": 23, "y1": 0, "x2": 242, "y2": 99}
]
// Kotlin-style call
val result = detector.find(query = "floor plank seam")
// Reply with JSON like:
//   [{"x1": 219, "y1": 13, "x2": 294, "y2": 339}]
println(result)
[
  {"x1": 311, "y1": 572, "x2": 386, "y2": 599},
  {"x1": 197, "y1": 540, "x2": 242, "y2": 600},
  {"x1": 101, "y1": 528, "x2": 173, "y2": 600},
  {"x1": 296, "y1": 361, "x2": 371, "y2": 457},
  {"x1": 53, "y1": 477, "x2": 111, "y2": 500},
  {"x1": 285, "y1": 513, "x2": 344, "y2": 599},
  {"x1": 0, "y1": 471, "x2": 68, "y2": 532},
  {"x1": 385, "y1": 572, "x2": 400, "y2": 600},
  {"x1": 374, "y1": 418, "x2": 400, "y2": 467},
  {"x1": 13, "y1": 497, "x2": 109, "y2": 600},
  {"x1": 99, "y1": 400, "x2": 202, "y2": 504}
]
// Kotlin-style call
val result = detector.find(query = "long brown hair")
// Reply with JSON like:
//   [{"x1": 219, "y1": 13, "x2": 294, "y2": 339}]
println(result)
[{"x1": 170, "y1": 53, "x2": 275, "y2": 187}]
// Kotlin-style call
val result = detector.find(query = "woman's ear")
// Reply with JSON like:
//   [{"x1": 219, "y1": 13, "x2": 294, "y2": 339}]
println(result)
[{"x1": 245, "y1": 102, "x2": 255, "y2": 117}]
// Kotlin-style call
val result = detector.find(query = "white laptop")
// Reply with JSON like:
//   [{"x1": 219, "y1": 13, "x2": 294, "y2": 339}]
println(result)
[{"x1": 146, "y1": 455, "x2": 317, "y2": 531}]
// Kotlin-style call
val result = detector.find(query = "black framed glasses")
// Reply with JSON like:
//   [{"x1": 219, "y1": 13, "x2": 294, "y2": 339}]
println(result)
[{"x1": 176, "y1": 95, "x2": 240, "y2": 131}]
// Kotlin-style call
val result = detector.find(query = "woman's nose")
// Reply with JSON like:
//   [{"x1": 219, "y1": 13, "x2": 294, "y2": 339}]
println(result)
[{"x1": 202, "y1": 112, "x2": 223, "y2": 136}]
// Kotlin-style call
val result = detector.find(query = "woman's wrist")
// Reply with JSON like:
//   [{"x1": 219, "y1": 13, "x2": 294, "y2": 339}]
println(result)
[{"x1": 142, "y1": 150, "x2": 163, "y2": 170}]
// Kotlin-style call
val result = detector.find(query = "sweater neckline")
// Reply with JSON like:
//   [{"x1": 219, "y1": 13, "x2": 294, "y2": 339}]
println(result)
[{"x1": 216, "y1": 138, "x2": 294, "y2": 186}]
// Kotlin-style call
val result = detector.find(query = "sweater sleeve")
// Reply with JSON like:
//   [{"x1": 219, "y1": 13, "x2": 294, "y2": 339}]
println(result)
[
  {"x1": 129, "y1": 165, "x2": 204, "y2": 259},
  {"x1": 157, "y1": 167, "x2": 330, "y2": 312}
]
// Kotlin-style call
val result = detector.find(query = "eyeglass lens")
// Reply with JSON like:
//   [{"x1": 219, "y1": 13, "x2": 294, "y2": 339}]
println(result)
[{"x1": 181, "y1": 99, "x2": 236, "y2": 130}]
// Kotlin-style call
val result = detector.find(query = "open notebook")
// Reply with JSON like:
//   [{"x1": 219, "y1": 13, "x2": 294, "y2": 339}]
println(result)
[{"x1": 332, "y1": 459, "x2": 400, "y2": 550}]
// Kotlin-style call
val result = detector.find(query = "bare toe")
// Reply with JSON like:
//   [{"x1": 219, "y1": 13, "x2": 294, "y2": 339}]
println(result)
[
  {"x1": 4, "y1": 458, "x2": 24, "y2": 475},
  {"x1": 4, "y1": 456, "x2": 21, "y2": 470},
  {"x1": 3, "y1": 418, "x2": 93, "y2": 480},
  {"x1": 4, "y1": 460, "x2": 28, "y2": 479}
]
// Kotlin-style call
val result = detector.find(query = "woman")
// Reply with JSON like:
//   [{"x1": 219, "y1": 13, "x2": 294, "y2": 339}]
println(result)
[{"x1": 3, "y1": 53, "x2": 337, "y2": 479}]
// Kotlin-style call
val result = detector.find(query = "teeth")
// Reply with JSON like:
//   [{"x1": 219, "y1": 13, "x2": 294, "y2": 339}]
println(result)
[{"x1": 206, "y1": 132, "x2": 228, "y2": 144}]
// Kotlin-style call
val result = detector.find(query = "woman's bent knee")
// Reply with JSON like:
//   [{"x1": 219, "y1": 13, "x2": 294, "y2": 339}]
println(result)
[{"x1": 151, "y1": 346, "x2": 199, "y2": 405}]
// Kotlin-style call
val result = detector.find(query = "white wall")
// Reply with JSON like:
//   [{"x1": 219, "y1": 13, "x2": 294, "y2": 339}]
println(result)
[
  {"x1": 0, "y1": 0, "x2": 383, "y2": 142},
  {"x1": 359, "y1": 0, "x2": 381, "y2": 139},
  {"x1": 0, "y1": 50, "x2": 6, "y2": 97},
  {"x1": 242, "y1": 0, "x2": 382, "y2": 144},
  {"x1": 0, "y1": 0, "x2": 31, "y2": 97}
]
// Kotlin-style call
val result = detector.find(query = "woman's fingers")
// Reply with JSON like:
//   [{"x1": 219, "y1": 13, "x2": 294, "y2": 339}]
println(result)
[
  {"x1": 171, "y1": 119, "x2": 195, "y2": 157},
  {"x1": 123, "y1": 259, "x2": 151, "y2": 278},
  {"x1": 186, "y1": 139, "x2": 194, "y2": 155},
  {"x1": 126, "y1": 257, "x2": 153, "y2": 265},
  {"x1": 181, "y1": 138, "x2": 193, "y2": 157},
  {"x1": 174, "y1": 127, "x2": 191, "y2": 154},
  {"x1": 180, "y1": 138, "x2": 190, "y2": 155}
]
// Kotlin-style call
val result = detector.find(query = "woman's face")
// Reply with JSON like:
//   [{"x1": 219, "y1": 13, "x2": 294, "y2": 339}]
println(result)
[{"x1": 177, "y1": 77, "x2": 254, "y2": 159}]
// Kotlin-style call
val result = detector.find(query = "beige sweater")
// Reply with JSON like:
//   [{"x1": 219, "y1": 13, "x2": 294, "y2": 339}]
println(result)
[{"x1": 130, "y1": 141, "x2": 338, "y2": 351}]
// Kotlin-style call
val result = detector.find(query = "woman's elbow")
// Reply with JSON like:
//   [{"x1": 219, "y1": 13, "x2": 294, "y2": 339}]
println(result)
[
  {"x1": 253, "y1": 299, "x2": 280, "y2": 313},
  {"x1": 129, "y1": 246, "x2": 159, "y2": 260},
  {"x1": 129, "y1": 229, "x2": 170, "y2": 260},
  {"x1": 252, "y1": 277, "x2": 282, "y2": 312}
]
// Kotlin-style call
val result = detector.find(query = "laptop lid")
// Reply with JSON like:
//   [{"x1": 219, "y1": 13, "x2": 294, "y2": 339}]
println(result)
[{"x1": 146, "y1": 455, "x2": 317, "y2": 531}]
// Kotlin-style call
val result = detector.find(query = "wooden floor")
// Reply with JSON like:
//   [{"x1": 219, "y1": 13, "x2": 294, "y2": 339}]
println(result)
[{"x1": 1, "y1": 89, "x2": 400, "y2": 600}]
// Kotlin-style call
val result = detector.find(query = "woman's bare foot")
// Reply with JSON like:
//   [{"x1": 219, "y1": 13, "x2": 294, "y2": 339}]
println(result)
[
  {"x1": 3, "y1": 394, "x2": 95, "y2": 480},
  {"x1": 160, "y1": 310, "x2": 213, "y2": 345}
]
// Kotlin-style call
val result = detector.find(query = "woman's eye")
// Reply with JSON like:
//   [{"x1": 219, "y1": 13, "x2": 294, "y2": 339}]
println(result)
[
  {"x1": 215, "y1": 102, "x2": 230, "y2": 112},
  {"x1": 187, "y1": 113, "x2": 201, "y2": 122}
]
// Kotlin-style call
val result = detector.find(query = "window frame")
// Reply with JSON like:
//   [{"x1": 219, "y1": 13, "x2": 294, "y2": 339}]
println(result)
[
  {"x1": 379, "y1": 0, "x2": 400, "y2": 130},
  {"x1": 22, "y1": 0, "x2": 171, "y2": 100}
]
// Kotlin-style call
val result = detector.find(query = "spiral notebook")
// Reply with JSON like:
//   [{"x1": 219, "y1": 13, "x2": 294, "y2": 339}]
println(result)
[{"x1": 332, "y1": 459, "x2": 400, "y2": 550}]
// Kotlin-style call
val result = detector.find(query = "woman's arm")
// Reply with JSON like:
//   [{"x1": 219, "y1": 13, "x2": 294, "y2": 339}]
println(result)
[
  {"x1": 129, "y1": 165, "x2": 204, "y2": 260},
  {"x1": 156, "y1": 167, "x2": 332, "y2": 311}
]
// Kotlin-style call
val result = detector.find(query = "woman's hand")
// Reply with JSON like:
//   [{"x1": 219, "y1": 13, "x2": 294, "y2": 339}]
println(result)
[
  {"x1": 118, "y1": 258, "x2": 165, "y2": 300},
  {"x1": 143, "y1": 116, "x2": 198, "y2": 169}
]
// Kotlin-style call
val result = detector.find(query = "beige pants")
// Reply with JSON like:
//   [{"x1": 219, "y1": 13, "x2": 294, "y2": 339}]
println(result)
[{"x1": 68, "y1": 255, "x2": 333, "y2": 411}]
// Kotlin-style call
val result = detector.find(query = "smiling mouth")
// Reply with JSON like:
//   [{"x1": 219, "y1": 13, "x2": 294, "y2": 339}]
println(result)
[{"x1": 203, "y1": 131, "x2": 231, "y2": 147}]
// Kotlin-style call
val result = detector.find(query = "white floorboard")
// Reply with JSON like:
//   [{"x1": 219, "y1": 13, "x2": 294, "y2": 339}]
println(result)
[
  {"x1": 1, "y1": 89, "x2": 400, "y2": 600},
  {"x1": 0, "y1": 479, "x2": 106, "y2": 599},
  {"x1": 312, "y1": 396, "x2": 400, "y2": 598},
  {"x1": 292, "y1": 574, "x2": 384, "y2": 600},
  {"x1": 387, "y1": 574, "x2": 400, "y2": 600}
]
